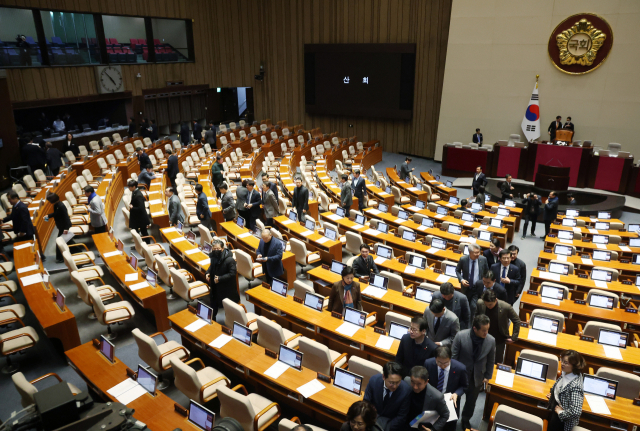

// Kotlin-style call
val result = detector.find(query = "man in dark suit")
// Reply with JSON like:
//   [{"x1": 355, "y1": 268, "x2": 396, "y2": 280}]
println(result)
[
  {"x1": 470, "y1": 271, "x2": 508, "y2": 320},
  {"x1": 490, "y1": 249, "x2": 521, "y2": 305},
  {"x1": 363, "y1": 362, "x2": 411, "y2": 431},
  {"x1": 211, "y1": 156, "x2": 224, "y2": 198},
  {"x1": 340, "y1": 174, "x2": 352, "y2": 215},
  {"x1": 432, "y1": 283, "x2": 470, "y2": 330},
  {"x1": 136, "y1": 147, "x2": 151, "y2": 170},
  {"x1": 180, "y1": 122, "x2": 191, "y2": 146},
  {"x1": 406, "y1": 366, "x2": 450, "y2": 431},
  {"x1": 472, "y1": 165, "x2": 487, "y2": 195},
  {"x1": 500, "y1": 174, "x2": 514, "y2": 201},
  {"x1": 292, "y1": 177, "x2": 309, "y2": 222},
  {"x1": 204, "y1": 124, "x2": 216, "y2": 147},
  {"x1": 522, "y1": 192, "x2": 542, "y2": 238},
  {"x1": 472, "y1": 128, "x2": 483, "y2": 145},
  {"x1": 2, "y1": 191, "x2": 35, "y2": 244},
  {"x1": 244, "y1": 180, "x2": 262, "y2": 231},
  {"x1": 150, "y1": 120, "x2": 158, "y2": 141},
  {"x1": 476, "y1": 290, "x2": 520, "y2": 363},
  {"x1": 352, "y1": 243, "x2": 379, "y2": 278},
  {"x1": 563, "y1": 116, "x2": 574, "y2": 131},
  {"x1": 452, "y1": 315, "x2": 496, "y2": 431},
  {"x1": 483, "y1": 238, "x2": 501, "y2": 267},
  {"x1": 22, "y1": 139, "x2": 47, "y2": 174},
  {"x1": 352, "y1": 169, "x2": 366, "y2": 211},
  {"x1": 195, "y1": 183, "x2": 213, "y2": 230},
  {"x1": 128, "y1": 117, "x2": 137, "y2": 137},
  {"x1": 235, "y1": 180, "x2": 249, "y2": 224},
  {"x1": 45, "y1": 192, "x2": 74, "y2": 262},
  {"x1": 543, "y1": 191, "x2": 559, "y2": 238},
  {"x1": 423, "y1": 298, "x2": 460, "y2": 347},
  {"x1": 165, "y1": 149, "x2": 179, "y2": 191},
  {"x1": 45, "y1": 142, "x2": 64, "y2": 176},
  {"x1": 399, "y1": 157, "x2": 414, "y2": 181},
  {"x1": 425, "y1": 346, "x2": 468, "y2": 431},
  {"x1": 261, "y1": 173, "x2": 279, "y2": 202},
  {"x1": 508, "y1": 245, "x2": 527, "y2": 301},
  {"x1": 140, "y1": 119, "x2": 149, "y2": 139},
  {"x1": 455, "y1": 243, "x2": 488, "y2": 311},
  {"x1": 548, "y1": 115, "x2": 562, "y2": 141},
  {"x1": 394, "y1": 316, "x2": 437, "y2": 378},
  {"x1": 192, "y1": 119, "x2": 203, "y2": 142},
  {"x1": 256, "y1": 229, "x2": 284, "y2": 286}
]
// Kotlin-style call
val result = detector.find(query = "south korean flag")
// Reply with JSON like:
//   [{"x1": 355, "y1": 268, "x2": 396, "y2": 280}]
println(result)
[{"x1": 521, "y1": 81, "x2": 540, "y2": 143}]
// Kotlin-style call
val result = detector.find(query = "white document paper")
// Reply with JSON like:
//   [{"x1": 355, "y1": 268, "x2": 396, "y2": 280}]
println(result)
[
  {"x1": 408, "y1": 187, "x2": 419, "y2": 192},
  {"x1": 443, "y1": 393, "x2": 458, "y2": 422},
  {"x1": 107, "y1": 378, "x2": 139, "y2": 398},
  {"x1": 556, "y1": 255, "x2": 568, "y2": 262},
  {"x1": 300, "y1": 230, "x2": 313, "y2": 237},
  {"x1": 281, "y1": 219, "x2": 294, "y2": 225},
  {"x1": 602, "y1": 345, "x2": 622, "y2": 360},
  {"x1": 17, "y1": 264, "x2": 39, "y2": 274},
  {"x1": 595, "y1": 244, "x2": 607, "y2": 250},
  {"x1": 374, "y1": 256, "x2": 387, "y2": 265},
  {"x1": 115, "y1": 384, "x2": 147, "y2": 405},
  {"x1": 541, "y1": 297, "x2": 561, "y2": 306},
  {"x1": 14, "y1": 242, "x2": 33, "y2": 250},
  {"x1": 368, "y1": 209, "x2": 382, "y2": 215},
  {"x1": 590, "y1": 218, "x2": 598, "y2": 223},
  {"x1": 375, "y1": 335, "x2": 394, "y2": 350},
  {"x1": 405, "y1": 265, "x2": 417, "y2": 275},
  {"x1": 264, "y1": 361, "x2": 290, "y2": 379},
  {"x1": 436, "y1": 274, "x2": 450, "y2": 283},
  {"x1": 559, "y1": 239, "x2": 573, "y2": 244},
  {"x1": 335, "y1": 322, "x2": 360, "y2": 337},
  {"x1": 151, "y1": 211, "x2": 165, "y2": 217},
  {"x1": 408, "y1": 206, "x2": 420, "y2": 212},
  {"x1": 198, "y1": 258, "x2": 211, "y2": 266},
  {"x1": 209, "y1": 334, "x2": 233, "y2": 348},
  {"x1": 417, "y1": 225, "x2": 428, "y2": 232},
  {"x1": 495, "y1": 370, "x2": 515, "y2": 388},
  {"x1": 426, "y1": 247, "x2": 441, "y2": 255},
  {"x1": 461, "y1": 236, "x2": 476, "y2": 244},
  {"x1": 238, "y1": 232, "x2": 252, "y2": 238},
  {"x1": 588, "y1": 228, "x2": 599, "y2": 234},
  {"x1": 363, "y1": 229, "x2": 381, "y2": 236},
  {"x1": 594, "y1": 281, "x2": 608, "y2": 289},
  {"x1": 393, "y1": 218, "x2": 405, "y2": 224},
  {"x1": 185, "y1": 319, "x2": 208, "y2": 332},
  {"x1": 463, "y1": 221, "x2": 474, "y2": 227},
  {"x1": 316, "y1": 236, "x2": 330, "y2": 244},
  {"x1": 478, "y1": 225, "x2": 488, "y2": 230},
  {"x1": 585, "y1": 395, "x2": 611, "y2": 415},
  {"x1": 129, "y1": 281, "x2": 149, "y2": 291},
  {"x1": 104, "y1": 250, "x2": 123, "y2": 258},
  {"x1": 325, "y1": 214, "x2": 342, "y2": 221},
  {"x1": 20, "y1": 274, "x2": 43, "y2": 286},
  {"x1": 185, "y1": 248, "x2": 201, "y2": 255},
  {"x1": 362, "y1": 286, "x2": 387, "y2": 299},
  {"x1": 171, "y1": 237, "x2": 187, "y2": 243},
  {"x1": 527, "y1": 329, "x2": 557, "y2": 346},
  {"x1": 495, "y1": 216, "x2": 505, "y2": 220},
  {"x1": 297, "y1": 379, "x2": 326, "y2": 398},
  {"x1": 572, "y1": 227, "x2": 581, "y2": 233},
  {"x1": 149, "y1": 199, "x2": 162, "y2": 205},
  {"x1": 124, "y1": 273, "x2": 139, "y2": 282},
  {"x1": 163, "y1": 227, "x2": 176, "y2": 233},
  {"x1": 538, "y1": 272, "x2": 561, "y2": 281},
  {"x1": 434, "y1": 214, "x2": 445, "y2": 219},
  {"x1": 619, "y1": 246, "x2": 632, "y2": 252},
  {"x1": 581, "y1": 258, "x2": 594, "y2": 265}
]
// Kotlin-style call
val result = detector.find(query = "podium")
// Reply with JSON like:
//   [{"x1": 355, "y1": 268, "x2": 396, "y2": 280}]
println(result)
[
  {"x1": 535, "y1": 165, "x2": 570, "y2": 191},
  {"x1": 555, "y1": 129, "x2": 574, "y2": 143}
]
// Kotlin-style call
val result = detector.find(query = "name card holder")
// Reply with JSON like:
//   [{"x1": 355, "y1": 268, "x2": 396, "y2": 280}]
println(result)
[
  {"x1": 453, "y1": 249, "x2": 462, "y2": 254},
  {"x1": 174, "y1": 403, "x2": 188, "y2": 417},
  {"x1": 373, "y1": 327, "x2": 386, "y2": 335},
  {"x1": 293, "y1": 296, "x2": 303, "y2": 304},
  {"x1": 622, "y1": 280, "x2": 633, "y2": 285},
  {"x1": 625, "y1": 308, "x2": 638, "y2": 314},
  {"x1": 331, "y1": 311, "x2": 342, "y2": 319},
  {"x1": 402, "y1": 291, "x2": 414, "y2": 298},
  {"x1": 317, "y1": 372, "x2": 331, "y2": 383},
  {"x1": 548, "y1": 234, "x2": 556, "y2": 238},
  {"x1": 621, "y1": 259, "x2": 630, "y2": 264},
  {"x1": 497, "y1": 364, "x2": 512, "y2": 372},
  {"x1": 221, "y1": 326, "x2": 232, "y2": 335},
  {"x1": 583, "y1": 238, "x2": 591, "y2": 243},
  {"x1": 527, "y1": 290, "x2": 538, "y2": 296},
  {"x1": 126, "y1": 367, "x2": 136, "y2": 379},
  {"x1": 574, "y1": 299, "x2": 586, "y2": 305},
  {"x1": 322, "y1": 264, "x2": 330, "y2": 270},
  {"x1": 187, "y1": 304, "x2": 196, "y2": 314},
  {"x1": 262, "y1": 282, "x2": 271, "y2": 289},
  {"x1": 577, "y1": 274, "x2": 588, "y2": 279},
  {"x1": 581, "y1": 254, "x2": 590, "y2": 259},
  {"x1": 92, "y1": 338, "x2": 100, "y2": 348},
  {"x1": 520, "y1": 322, "x2": 529, "y2": 328},
  {"x1": 633, "y1": 398, "x2": 640, "y2": 407},
  {"x1": 537, "y1": 266, "x2": 546, "y2": 271},
  {"x1": 265, "y1": 349, "x2": 277, "y2": 359},
  {"x1": 580, "y1": 335, "x2": 594, "y2": 342},
  {"x1": 433, "y1": 269, "x2": 443, "y2": 274},
  {"x1": 544, "y1": 249, "x2": 552, "y2": 253}
]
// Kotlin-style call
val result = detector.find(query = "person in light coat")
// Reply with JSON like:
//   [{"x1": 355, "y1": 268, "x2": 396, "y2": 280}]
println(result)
[
  {"x1": 84, "y1": 186, "x2": 107, "y2": 233},
  {"x1": 261, "y1": 182, "x2": 278, "y2": 227}
]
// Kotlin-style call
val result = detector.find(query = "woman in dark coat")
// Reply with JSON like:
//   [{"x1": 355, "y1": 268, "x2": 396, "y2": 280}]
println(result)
[
  {"x1": 45, "y1": 193, "x2": 75, "y2": 262},
  {"x1": 127, "y1": 180, "x2": 151, "y2": 239},
  {"x1": 327, "y1": 266, "x2": 363, "y2": 315},
  {"x1": 206, "y1": 240, "x2": 238, "y2": 321},
  {"x1": 64, "y1": 133, "x2": 80, "y2": 157}
]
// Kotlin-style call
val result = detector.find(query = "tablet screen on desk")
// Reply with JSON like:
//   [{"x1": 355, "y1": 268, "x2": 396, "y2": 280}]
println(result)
[
  {"x1": 378, "y1": 203, "x2": 388, "y2": 213},
  {"x1": 376, "y1": 245, "x2": 392, "y2": 259},
  {"x1": 304, "y1": 292, "x2": 324, "y2": 311},
  {"x1": 376, "y1": 222, "x2": 389, "y2": 234},
  {"x1": 541, "y1": 285, "x2": 564, "y2": 300},
  {"x1": 336, "y1": 207, "x2": 346, "y2": 218},
  {"x1": 566, "y1": 209, "x2": 579, "y2": 217},
  {"x1": 630, "y1": 238, "x2": 640, "y2": 247},
  {"x1": 304, "y1": 219, "x2": 316, "y2": 231},
  {"x1": 593, "y1": 235, "x2": 609, "y2": 244},
  {"x1": 591, "y1": 269, "x2": 612, "y2": 282},
  {"x1": 130, "y1": 255, "x2": 138, "y2": 270},
  {"x1": 421, "y1": 218, "x2": 435, "y2": 228},
  {"x1": 325, "y1": 228, "x2": 337, "y2": 241},
  {"x1": 99, "y1": 335, "x2": 115, "y2": 363},
  {"x1": 279, "y1": 344, "x2": 303, "y2": 371},
  {"x1": 598, "y1": 329, "x2": 628, "y2": 349},
  {"x1": 632, "y1": 254, "x2": 640, "y2": 265},
  {"x1": 461, "y1": 213, "x2": 474, "y2": 222},
  {"x1": 436, "y1": 206, "x2": 448, "y2": 216},
  {"x1": 471, "y1": 202, "x2": 483, "y2": 212},
  {"x1": 388, "y1": 322, "x2": 410, "y2": 340},
  {"x1": 195, "y1": 301, "x2": 213, "y2": 324},
  {"x1": 497, "y1": 208, "x2": 510, "y2": 217},
  {"x1": 186, "y1": 231, "x2": 196, "y2": 243},
  {"x1": 515, "y1": 357, "x2": 548, "y2": 382},
  {"x1": 589, "y1": 293, "x2": 614, "y2": 309},
  {"x1": 355, "y1": 214, "x2": 366, "y2": 225},
  {"x1": 558, "y1": 230, "x2": 574, "y2": 240},
  {"x1": 288, "y1": 211, "x2": 298, "y2": 222},
  {"x1": 595, "y1": 222, "x2": 609, "y2": 231},
  {"x1": 188, "y1": 400, "x2": 215, "y2": 431},
  {"x1": 562, "y1": 218, "x2": 577, "y2": 227},
  {"x1": 137, "y1": 365, "x2": 157, "y2": 396},
  {"x1": 55, "y1": 288, "x2": 65, "y2": 312},
  {"x1": 431, "y1": 237, "x2": 446, "y2": 250},
  {"x1": 447, "y1": 224, "x2": 462, "y2": 235},
  {"x1": 445, "y1": 180, "x2": 453, "y2": 188},
  {"x1": 628, "y1": 224, "x2": 640, "y2": 234},
  {"x1": 504, "y1": 199, "x2": 516, "y2": 208},
  {"x1": 408, "y1": 255, "x2": 426, "y2": 270},
  {"x1": 202, "y1": 242, "x2": 213, "y2": 254},
  {"x1": 553, "y1": 245, "x2": 573, "y2": 256},
  {"x1": 490, "y1": 218, "x2": 502, "y2": 228},
  {"x1": 176, "y1": 221, "x2": 183, "y2": 233},
  {"x1": 397, "y1": 210, "x2": 409, "y2": 220},
  {"x1": 344, "y1": 307, "x2": 366, "y2": 328},
  {"x1": 584, "y1": 374, "x2": 618, "y2": 399},
  {"x1": 146, "y1": 269, "x2": 157, "y2": 287},
  {"x1": 416, "y1": 200, "x2": 426, "y2": 209},
  {"x1": 271, "y1": 278, "x2": 288, "y2": 297},
  {"x1": 448, "y1": 196, "x2": 459, "y2": 205},
  {"x1": 369, "y1": 274, "x2": 389, "y2": 290},
  {"x1": 531, "y1": 316, "x2": 559, "y2": 334},
  {"x1": 592, "y1": 250, "x2": 611, "y2": 261},
  {"x1": 495, "y1": 424, "x2": 522, "y2": 431},
  {"x1": 402, "y1": 230, "x2": 417, "y2": 242},
  {"x1": 485, "y1": 194, "x2": 491, "y2": 203},
  {"x1": 598, "y1": 212, "x2": 611, "y2": 220},
  {"x1": 548, "y1": 262, "x2": 569, "y2": 275},
  {"x1": 444, "y1": 264, "x2": 457, "y2": 278},
  {"x1": 415, "y1": 287, "x2": 433, "y2": 303},
  {"x1": 334, "y1": 368, "x2": 363, "y2": 395},
  {"x1": 478, "y1": 231, "x2": 493, "y2": 242},
  {"x1": 232, "y1": 322, "x2": 252, "y2": 346},
  {"x1": 236, "y1": 216, "x2": 245, "y2": 228},
  {"x1": 331, "y1": 260, "x2": 346, "y2": 275},
  {"x1": 385, "y1": 186, "x2": 392, "y2": 194}
]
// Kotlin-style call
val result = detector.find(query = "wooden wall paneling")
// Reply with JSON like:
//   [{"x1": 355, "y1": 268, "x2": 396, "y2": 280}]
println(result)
[
  {"x1": 168, "y1": 95, "x2": 180, "y2": 123},
  {"x1": 144, "y1": 98, "x2": 157, "y2": 123},
  {"x1": 156, "y1": 97, "x2": 169, "y2": 125},
  {"x1": 179, "y1": 94, "x2": 191, "y2": 122}
]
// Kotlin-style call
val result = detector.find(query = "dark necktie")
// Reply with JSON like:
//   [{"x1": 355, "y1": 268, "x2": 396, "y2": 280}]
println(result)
[
  {"x1": 434, "y1": 317, "x2": 440, "y2": 334},
  {"x1": 437, "y1": 368, "x2": 445, "y2": 392},
  {"x1": 468, "y1": 259, "x2": 476, "y2": 286},
  {"x1": 501, "y1": 266, "x2": 507, "y2": 287},
  {"x1": 383, "y1": 387, "x2": 390, "y2": 406}
]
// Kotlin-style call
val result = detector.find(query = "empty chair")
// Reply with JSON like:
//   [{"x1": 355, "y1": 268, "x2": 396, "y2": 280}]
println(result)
[
  {"x1": 256, "y1": 316, "x2": 302, "y2": 352},
  {"x1": 348, "y1": 356, "x2": 383, "y2": 389},
  {"x1": 0, "y1": 318, "x2": 39, "y2": 373},
  {"x1": 56, "y1": 238, "x2": 96, "y2": 266},
  {"x1": 550, "y1": 259, "x2": 574, "y2": 274},
  {"x1": 235, "y1": 249, "x2": 264, "y2": 288},
  {"x1": 78, "y1": 145, "x2": 89, "y2": 157},
  {"x1": 298, "y1": 337, "x2": 347, "y2": 376},
  {"x1": 579, "y1": 321, "x2": 622, "y2": 340},
  {"x1": 88, "y1": 285, "x2": 135, "y2": 340},
  {"x1": 517, "y1": 349, "x2": 560, "y2": 380},
  {"x1": 170, "y1": 268, "x2": 209, "y2": 304},
  {"x1": 62, "y1": 251, "x2": 103, "y2": 280},
  {"x1": 114, "y1": 149, "x2": 125, "y2": 161},
  {"x1": 529, "y1": 309, "x2": 565, "y2": 332},
  {"x1": 595, "y1": 368, "x2": 640, "y2": 399},
  {"x1": 489, "y1": 404, "x2": 544, "y2": 431},
  {"x1": 132, "y1": 328, "x2": 189, "y2": 389},
  {"x1": 223, "y1": 298, "x2": 258, "y2": 332},
  {"x1": 171, "y1": 357, "x2": 230, "y2": 403},
  {"x1": 586, "y1": 289, "x2": 619, "y2": 308},
  {"x1": 379, "y1": 270, "x2": 412, "y2": 292},
  {"x1": 217, "y1": 385, "x2": 281, "y2": 431},
  {"x1": 293, "y1": 280, "x2": 328, "y2": 307},
  {"x1": 290, "y1": 237, "x2": 321, "y2": 279},
  {"x1": 131, "y1": 229, "x2": 165, "y2": 256},
  {"x1": 391, "y1": 186, "x2": 410, "y2": 204},
  {"x1": 12, "y1": 372, "x2": 81, "y2": 407},
  {"x1": 70, "y1": 270, "x2": 118, "y2": 319},
  {"x1": 384, "y1": 311, "x2": 411, "y2": 333},
  {"x1": 345, "y1": 231, "x2": 365, "y2": 256},
  {"x1": 90, "y1": 140, "x2": 101, "y2": 151}
]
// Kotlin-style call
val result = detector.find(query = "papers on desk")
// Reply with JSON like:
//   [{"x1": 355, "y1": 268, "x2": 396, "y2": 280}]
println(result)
[
  {"x1": 527, "y1": 329, "x2": 557, "y2": 346},
  {"x1": 394, "y1": 218, "x2": 406, "y2": 224},
  {"x1": 494, "y1": 370, "x2": 515, "y2": 388},
  {"x1": 434, "y1": 214, "x2": 445, "y2": 219},
  {"x1": 171, "y1": 237, "x2": 187, "y2": 243},
  {"x1": 163, "y1": 227, "x2": 177, "y2": 233},
  {"x1": 185, "y1": 319, "x2": 209, "y2": 333},
  {"x1": 352, "y1": 223, "x2": 364, "y2": 230},
  {"x1": 151, "y1": 211, "x2": 165, "y2": 217},
  {"x1": 417, "y1": 225, "x2": 428, "y2": 232},
  {"x1": 408, "y1": 187, "x2": 419, "y2": 192},
  {"x1": 407, "y1": 206, "x2": 421, "y2": 212},
  {"x1": 209, "y1": 334, "x2": 233, "y2": 348},
  {"x1": 362, "y1": 285, "x2": 387, "y2": 299},
  {"x1": 297, "y1": 379, "x2": 325, "y2": 398},
  {"x1": 20, "y1": 274, "x2": 43, "y2": 286},
  {"x1": 325, "y1": 214, "x2": 342, "y2": 221},
  {"x1": 602, "y1": 345, "x2": 622, "y2": 360},
  {"x1": 581, "y1": 258, "x2": 594, "y2": 265},
  {"x1": 129, "y1": 281, "x2": 149, "y2": 291},
  {"x1": 264, "y1": 360, "x2": 290, "y2": 379},
  {"x1": 238, "y1": 232, "x2": 253, "y2": 239},
  {"x1": 107, "y1": 378, "x2": 147, "y2": 405},
  {"x1": 397, "y1": 180, "x2": 407, "y2": 184},
  {"x1": 374, "y1": 256, "x2": 387, "y2": 265},
  {"x1": 198, "y1": 258, "x2": 211, "y2": 266},
  {"x1": 300, "y1": 230, "x2": 314, "y2": 237},
  {"x1": 463, "y1": 221, "x2": 474, "y2": 227},
  {"x1": 13, "y1": 242, "x2": 33, "y2": 250},
  {"x1": 185, "y1": 248, "x2": 201, "y2": 255},
  {"x1": 443, "y1": 393, "x2": 458, "y2": 422},
  {"x1": 590, "y1": 218, "x2": 598, "y2": 223},
  {"x1": 588, "y1": 228, "x2": 599, "y2": 234},
  {"x1": 363, "y1": 229, "x2": 380, "y2": 236},
  {"x1": 404, "y1": 265, "x2": 417, "y2": 275},
  {"x1": 336, "y1": 322, "x2": 360, "y2": 337},
  {"x1": 17, "y1": 264, "x2": 39, "y2": 274},
  {"x1": 427, "y1": 247, "x2": 441, "y2": 255},
  {"x1": 428, "y1": 180, "x2": 438, "y2": 183},
  {"x1": 436, "y1": 274, "x2": 450, "y2": 283},
  {"x1": 124, "y1": 273, "x2": 139, "y2": 282},
  {"x1": 595, "y1": 243, "x2": 607, "y2": 250},
  {"x1": 541, "y1": 297, "x2": 561, "y2": 306},
  {"x1": 619, "y1": 246, "x2": 632, "y2": 252},
  {"x1": 316, "y1": 236, "x2": 330, "y2": 244},
  {"x1": 149, "y1": 199, "x2": 162, "y2": 205},
  {"x1": 495, "y1": 215, "x2": 505, "y2": 220},
  {"x1": 478, "y1": 225, "x2": 488, "y2": 230},
  {"x1": 281, "y1": 219, "x2": 294, "y2": 225},
  {"x1": 368, "y1": 209, "x2": 382, "y2": 215},
  {"x1": 585, "y1": 395, "x2": 611, "y2": 415},
  {"x1": 556, "y1": 255, "x2": 568, "y2": 262},
  {"x1": 375, "y1": 335, "x2": 394, "y2": 350},
  {"x1": 460, "y1": 236, "x2": 476, "y2": 244},
  {"x1": 559, "y1": 239, "x2": 573, "y2": 244},
  {"x1": 538, "y1": 271, "x2": 561, "y2": 281},
  {"x1": 572, "y1": 227, "x2": 581, "y2": 233},
  {"x1": 104, "y1": 250, "x2": 123, "y2": 258}
]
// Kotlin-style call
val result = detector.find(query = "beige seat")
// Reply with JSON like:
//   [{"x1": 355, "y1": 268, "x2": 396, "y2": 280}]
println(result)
[
  {"x1": 293, "y1": 280, "x2": 328, "y2": 307},
  {"x1": 171, "y1": 357, "x2": 230, "y2": 403},
  {"x1": 12, "y1": 372, "x2": 81, "y2": 407},
  {"x1": 0, "y1": 290, "x2": 25, "y2": 323},
  {"x1": 489, "y1": 404, "x2": 544, "y2": 431},
  {"x1": 384, "y1": 311, "x2": 411, "y2": 333},
  {"x1": 63, "y1": 251, "x2": 104, "y2": 280},
  {"x1": 290, "y1": 238, "x2": 321, "y2": 279},
  {"x1": 550, "y1": 259, "x2": 574, "y2": 274},
  {"x1": 529, "y1": 309, "x2": 565, "y2": 333},
  {"x1": 592, "y1": 266, "x2": 618, "y2": 282},
  {"x1": 223, "y1": 298, "x2": 258, "y2": 332},
  {"x1": 0, "y1": 252, "x2": 14, "y2": 275},
  {"x1": 235, "y1": 249, "x2": 264, "y2": 289},
  {"x1": 132, "y1": 328, "x2": 189, "y2": 390},
  {"x1": 298, "y1": 337, "x2": 347, "y2": 376},
  {"x1": 517, "y1": 349, "x2": 560, "y2": 381},
  {"x1": 218, "y1": 385, "x2": 281, "y2": 431},
  {"x1": 22, "y1": 175, "x2": 41, "y2": 196},
  {"x1": 56, "y1": 238, "x2": 96, "y2": 266},
  {"x1": 379, "y1": 270, "x2": 412, "y2": 293},
  {"x1": 595, "y1": 367, "x2": 640, "y2": 399},
  {"x1": 586, "y1": 289, "x2": 619, "y2": 308},
  {"x1": 140, "y1": 242, "x2": 178, "y2": 274},
  {"x1": 347, "y1": 356, "x2": 383, "y2": 389},
  {"x1": 156, "y1": 257, "x2": 192, "y2": 298},
  {"x1": 579, "y1": 321, "x2": 622, "y2": 341},
  {"x1": 278, "y1": 418, "x2": 328, "y2": 431},
  {"x1": 391, "y1": 186, "x2": 410, "y2": 204},
  {"x1": 88, "y1": 285, "x2": 135, "y2": 340},
  {"x1": 256, "y1": 316, "x2": 302, "y2": 352},
  {"x1": 0, "y1": 317, "x2": 39, "y2": 373},
  {"x1": 345, "y1": 232, "x2": 365, "y2": 256},
  {"x1": 170, "y1": 268, "x2": 209, "y2": 304},
  {"x1": 198, "y1": 224, "x2": 214, "y2": 247},
  {"x1": 606, "y1": 235, "x2": 621, "y2": 245},
  {"x1": 70, "y1": 270, "x2": 118, "y2": 320}
]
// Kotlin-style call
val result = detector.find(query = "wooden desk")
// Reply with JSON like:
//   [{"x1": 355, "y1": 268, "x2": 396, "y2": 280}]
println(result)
[
  {"x1": 14, "y1": 240, "x2": 81, "y2": 351},
  {"x1": 66, "y1": 342, "x2": 199, "y2": 430},
  {"x1": 434, "y1": 200, "x2": 519, "y2": 238},
  {"x1": 550, "y1": 223, "x2": 636, "y2": 240},
  {"x1": 273, "y1": 215, "x2": 342, "y2": 264},
  {"x1": 556, "y1": 214, "x2": 625, "y2": 228},
  {"x1": 159, "y1": 226, "x2": 212, "y2": 283},
  {"x1": 220, "y1": 221, "x2": 296, "y2": 287},
  {"x1": 543, "y1": 236, "x2": 640, "y2": 261},
  {"x1": 386, "y1": 168, "x2": 430, "y2": 203},
  {"x1": 352, "y1": 143, "x2": 382, "y2": 172},
  {"x1": 93, "y1": 233, "x2": 170, "y2": 332},
  {"x1": 315, "y1": 166, "x2": 360, "y2": 211},
  {"x1": 537, "y1": 250, "x2": 640, "y2": 277},
  {"x1": 420, "y1": 172, "x2": 457, "y2": 201},
  {"x1": 364, "y1": 180, "x2": 395, "y2": 209},
  {"x1": 485, "y1": 366, "x2": 640, "y2": 431}
]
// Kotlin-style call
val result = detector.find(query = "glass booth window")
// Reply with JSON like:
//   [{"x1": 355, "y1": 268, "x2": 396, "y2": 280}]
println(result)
[
  {"x1": 40, "y1": 11, "x2": 100, "y2": 65},
  {"x1": 102, "y1": 15, "x2": 148, "y2": 64},
  {"x1": 0, "y1": 7, "x2": 42, "y2": 67},
  {"x1": 151, "y1": 18, "x2": 189, "y2": 62}
]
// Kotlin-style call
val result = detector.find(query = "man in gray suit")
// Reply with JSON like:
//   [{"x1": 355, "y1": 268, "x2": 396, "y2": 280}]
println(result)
[
  {"x1": 452, "y1": 314, "x2": 496, "y2": 431},
  {"x1": 235, "y1": 179, "x2": 249, "y2": 224},
  {"x1": 406, "y1": 366, "x2": 449, "y2": 430},
  {"x1": 432, "y1": 283, "x2": 470, "y2": 330},
  {"x1": 261, "y1": 182, "x2": 278, "y2": 227},
  {"x1": 340, "y1": 174, "x2": 352, "y2": 214},
  {"x1": 422, "y1": 298, "x2": 460, "y2": 346},
  {"x1": 455, "y1": 243, "x2": 488, "y2": 307},
  {"x1": 165, "y1": 186, "x2": 184, "y2": 226}
]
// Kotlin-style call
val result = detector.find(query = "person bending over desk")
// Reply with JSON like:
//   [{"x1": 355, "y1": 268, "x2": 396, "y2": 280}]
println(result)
[{"x1": 256, "y1": 229, "x2": 284, "y2": 286}]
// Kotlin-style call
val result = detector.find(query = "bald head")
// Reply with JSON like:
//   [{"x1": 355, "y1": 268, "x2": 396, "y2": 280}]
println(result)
[{"x1": 261, "y1": 230, "x2": 272, "y2": 242}]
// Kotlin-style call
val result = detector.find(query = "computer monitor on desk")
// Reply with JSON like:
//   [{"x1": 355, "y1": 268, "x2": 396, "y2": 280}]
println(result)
[
  {"x1": 388, "y1": 322, "x2": 410, "y2": 340},
  {"x1": 333, "y1": 368, "x2": 363, "y2": 395},
  {"x1": 188, "y1": 400, "x2": 215, "y2": 431}
]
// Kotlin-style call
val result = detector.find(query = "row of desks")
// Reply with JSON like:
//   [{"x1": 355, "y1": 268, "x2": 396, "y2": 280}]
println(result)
[{"x1": 537, "y1": 249, "x2": 640, "y2": 277}]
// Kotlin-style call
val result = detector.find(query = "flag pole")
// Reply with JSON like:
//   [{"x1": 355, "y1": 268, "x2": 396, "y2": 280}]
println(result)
[{"x1": 536, "y1": 74, "x2": 539, "y2": 89}]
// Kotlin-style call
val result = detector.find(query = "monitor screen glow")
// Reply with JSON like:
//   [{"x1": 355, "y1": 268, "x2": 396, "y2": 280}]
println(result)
[
  {"x1": 344, "y1": 307, "x2": 366, "y2": 328},
  {"x1": 232, "y1": 322, "x2": 252, "y2": 346}
]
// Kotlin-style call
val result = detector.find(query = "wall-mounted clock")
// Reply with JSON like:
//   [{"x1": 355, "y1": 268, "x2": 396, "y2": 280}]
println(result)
[{"x1": 95, "y1": 65, "x2": 124, "y2": 94}]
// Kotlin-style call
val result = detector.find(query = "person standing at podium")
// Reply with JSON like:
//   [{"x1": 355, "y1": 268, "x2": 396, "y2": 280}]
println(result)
[
  {"x1": 548, "y1": 116, "x2": 562, "y2": 141},
  {"x1": 472, "y1": 128, "x2": 483, "y2": 145},
  {"x1": 563, "y1": 117, "x2": 574, "y2": 131},
  {"x1": 543, "y1": 191, "x2": 559, "y2": 238}
]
